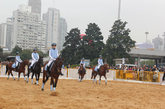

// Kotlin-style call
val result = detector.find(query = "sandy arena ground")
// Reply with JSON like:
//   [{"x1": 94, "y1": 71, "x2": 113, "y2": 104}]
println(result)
[{"x1": 0, "y1": 78, "x2": 165, "y2": 109}]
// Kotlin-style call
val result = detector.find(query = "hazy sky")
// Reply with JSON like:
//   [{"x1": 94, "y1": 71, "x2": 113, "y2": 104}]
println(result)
[{"x1": 0, "y1": 0, "x2": 165, "y2": 43}]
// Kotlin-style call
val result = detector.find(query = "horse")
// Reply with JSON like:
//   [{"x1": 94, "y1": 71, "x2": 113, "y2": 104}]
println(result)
[
  {"x1": 91, "y1": 64, "x2": 109, "y2": 85},
  {"x1": 78, "y1": 64, "x2": 86, "y2": 82},
  {"x1": 26, "y1": 57, "x2": 43, "y2": 85},
  {"x1": 5, "y1": 60, "x2": 29, "y2": 81},
  {"x1": 41, "y1": 57, "x2": 63, "y2": 91}
]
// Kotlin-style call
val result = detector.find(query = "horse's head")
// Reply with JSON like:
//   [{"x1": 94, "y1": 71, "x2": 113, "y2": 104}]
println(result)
[
  {"x1": 38, "y1": 56, "x2": 44, "y2": 66},
  {"x1": 23, "y1": 60, "x2": 29, "y2": 66},
  {"x1": 53, "y1": 57, "x2": 64, "y2": 73},
  {"x1": 80, "y1": 64, "x2": 84, "y2": 70},
  {"x1": 104, "y1": 64, "x2": 109, "y2": 72}
]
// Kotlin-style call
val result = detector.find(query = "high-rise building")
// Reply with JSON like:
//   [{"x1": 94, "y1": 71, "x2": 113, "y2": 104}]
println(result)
[
  {"x1": 43, "y1": 8, "x2": 60, "y2": 50},
  {"x1": 152, "y1": 35, "x2": 163, "y2": 50},
  {"x1": 6, "y1": 18, "x2": 14, "y2": 51},
  {"x1": 12, "y1": 5, "x2": 46, "y2": 52},
  {"x1": 0, "y1": 23, "x2": 7, "y2": 48},
  {"x1": 59, "y1": 18, "x2": 67, "y2": 51},
  {"x1": 28, "y1": 0, "x2": 41, "y2": 15}
]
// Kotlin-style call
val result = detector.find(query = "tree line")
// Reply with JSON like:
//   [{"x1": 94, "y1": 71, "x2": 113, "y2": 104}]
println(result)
[
  {"x1": 61, "y1": 20, "x2": 136, "y2": 65},
  {"x1": 0, "y1": 20, "x2": 136, "y2": 65},
  {"x1": 0, "y1": 45, "x2": 46, "y2": 61}
]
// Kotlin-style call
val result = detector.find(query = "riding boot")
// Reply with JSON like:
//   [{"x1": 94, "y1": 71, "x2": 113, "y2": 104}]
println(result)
[
  {"x1": 16, "y1": 66, "x2": 18, "y2": 71},
  {"x1": 97, "y1": 69, "x2": 99, "y2": 72},
  {"x1": 46, "y1": 71, "x2": 50, "y2": 77}
]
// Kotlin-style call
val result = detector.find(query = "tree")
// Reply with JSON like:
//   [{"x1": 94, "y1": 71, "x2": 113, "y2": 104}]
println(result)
[
  {"x1": 11, "y1": 45, "x2": 22, "y2": 55},
  {"x1": 61, "y1": 28, "x2": 81, "y2": 64},
  {"x1": 103, "y1": 20, "x2": 136, "y2": 65},
  {"x1": 21, "y1": 49, "x2": 32, "y2": 60},
  {"x1": 82, "y1": 23, "x2": 104, "y2": 61}
]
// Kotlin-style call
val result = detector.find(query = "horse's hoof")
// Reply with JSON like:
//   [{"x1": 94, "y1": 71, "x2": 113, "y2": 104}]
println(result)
[{"x1": 41, "y1": 88, "x2": 44, "y2": 91}]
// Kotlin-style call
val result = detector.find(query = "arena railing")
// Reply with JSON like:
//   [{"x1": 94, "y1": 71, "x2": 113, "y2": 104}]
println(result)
[{"x1": 115, "y1": 70, "x2": 164, "y2": 82}]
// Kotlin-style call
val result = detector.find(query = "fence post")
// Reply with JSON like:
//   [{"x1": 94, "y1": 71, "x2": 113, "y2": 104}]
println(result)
[
  {"x1": 0, "y1": 63, "x2": 1, "y2": 75},
  {"x1": 67, "y1": 68, "x2": 68, "y2": 78}
]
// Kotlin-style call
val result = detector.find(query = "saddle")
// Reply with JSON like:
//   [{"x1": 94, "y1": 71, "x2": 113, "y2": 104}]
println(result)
[
  {"x1": 16, "y1": 62, "x2": 21, "y2": 70},
  {"x1": 47, "y1": 61, "x2": 55, "y2": 72},
  {"x1": 32, "y1": 62, "x2": 37, "y2": 70}
]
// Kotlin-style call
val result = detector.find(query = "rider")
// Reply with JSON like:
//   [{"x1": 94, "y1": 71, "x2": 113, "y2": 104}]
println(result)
[
  {"x1": 29, "y1": 48, "x2": 39, "y2": 70},
  {"x1": 45, "y1": 43, "x2": 63, "y2": 76},
  {"x1": 12, "y1": 52, "x2": 23, "y2": 69},
  {"x1": 95, "y1": 55, "x2": 104, "y2": 72},
  {"x1": 79, "y1": 58, "x2": 86, "y2": 72},
  {"x1": 80, "y1": 58, "x2": 85, "y2": 68}
]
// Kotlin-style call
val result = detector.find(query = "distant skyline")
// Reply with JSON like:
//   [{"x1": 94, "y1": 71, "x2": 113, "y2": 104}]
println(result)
[{"x1": 0, "y1": 0, "x2": 165, "y2": 43}]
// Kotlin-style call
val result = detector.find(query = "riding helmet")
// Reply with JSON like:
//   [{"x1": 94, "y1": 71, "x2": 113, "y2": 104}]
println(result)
[
  {"x1": 51, "y1": 43, "x2": 57, "y2": 46},
  {"x1": 33, "y1": 48, "x2": 37, "y2": 51}
]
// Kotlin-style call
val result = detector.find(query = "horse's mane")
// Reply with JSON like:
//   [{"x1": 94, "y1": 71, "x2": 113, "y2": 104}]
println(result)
[{"x1": 51, "y1": 57, "x2": 63, "y2": 73}]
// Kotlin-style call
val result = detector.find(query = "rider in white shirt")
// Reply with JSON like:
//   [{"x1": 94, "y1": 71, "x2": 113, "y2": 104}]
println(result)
[
  {"x1": 29, "y1": 48, "x2": 39, "y2": 70},
  {"x1": 95, "y1": 55, "x2": 104, "y2": 72},
  {"x1": 45, "y1": 43, "x2": 63, "y2": 76},
  {"x1": 12, "y1": 52, "x2": 22, "y2": 69}
]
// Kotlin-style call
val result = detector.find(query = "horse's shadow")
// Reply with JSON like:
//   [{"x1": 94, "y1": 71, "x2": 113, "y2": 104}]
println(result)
[{"x1": 50, "y1": 92, "x2": 59, "y2": 96}]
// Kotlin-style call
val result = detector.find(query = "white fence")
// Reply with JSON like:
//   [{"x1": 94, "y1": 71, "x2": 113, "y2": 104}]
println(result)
[{"x1": 0, "y1": 65, "x2": 116, "y2": 80}]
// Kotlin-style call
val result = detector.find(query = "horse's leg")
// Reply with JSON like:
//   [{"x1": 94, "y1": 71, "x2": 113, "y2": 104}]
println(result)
[
  {"x1": 99, "y1": 75, "x2": 101, "y2": 85},
  {"x1": 23, "y1": 71, "x2": 26, "y2": 81},
  {"x1": 18, "y1": 72, "x2": 20, "y2": 81},
  {"x1": 31, "y1": 72, "x2": 34, "y2": 84},
  {"x1": 91, "y1": 71, "x2": 93, "y2": 79},
  {"x1": 81, "y1": 74, "x2": 84, "y2": 82},
  {"x1": 11, "y1": 71, "x2": 15, "y2": 80},
  {"x1": 34, "y1": 73, "x2": 38, "y2": 85},
  {"x1": 37, "y1": 72, "x2": 40, "y2": 85},
  {"x1": 41, "y1": 71, "x2": 49, "y2": 91},
  {"x1": 50, "y1": 77, "x2": 53, "y2": 91},
  {"x1": 78, "y1": 72, "x2": 81, "y2": 82},
  {"x1": 27, "y1": 69, "x2": 30, "y2": 83},
  {"x1": 42, "y1": 71, "x2": 46, "y2": 91},
  {"x1": 5, "y1": 65, "x2": 8, "y2": 75},
  {"x1": 7, "y1": 70, "x2": 10, "y2": 80},
  {"x1": 93, "y1": 74, "x2": 97, "y2": 84},
  {"x1": 53, "y1": 77, "x2": 59, "y2": 91},
  {"x1": 105, "y1": 74, "x2": 107, "y2": 85}
]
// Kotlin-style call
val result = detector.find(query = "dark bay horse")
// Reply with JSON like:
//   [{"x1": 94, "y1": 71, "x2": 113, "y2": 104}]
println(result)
[
  {"x1": 78, "y1": 64, "x2": 86, "y2": 82},
  {"x1": 5, "y1": 60, "x2": 29, "y2": 81},
  {"x1": 91, "y1": 64, "x2": 109, "y2": 85},
  {"x1": 26, "y1": 57, "x2": 43, "y2": 85},
  {"x1": 41, "y1": 57, "x2": 63, "y2": 91}
]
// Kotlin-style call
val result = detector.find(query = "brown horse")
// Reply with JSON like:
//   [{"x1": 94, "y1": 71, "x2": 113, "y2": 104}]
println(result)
[
  {"x1": 26, "y1": 57, "x2": 43, "y2": 84},
  {"x1": 91, "y1": 64, "x2": 109, "y2": 85},
  {"x1": 41, "y1": 57, "x2": 63, "y2": 91},
  {"x1": 78, "y1": 64, "x2": 86, "y2": 82},
  {"x1": 5, "y1": 60, "x2": 29, "y2": 81}
]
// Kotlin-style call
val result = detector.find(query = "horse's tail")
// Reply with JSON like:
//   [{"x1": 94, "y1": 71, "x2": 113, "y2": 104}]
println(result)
[
  {"x1": 91, "y1": 69, "x2": 94, "y2": 79},
  {"x1": 5, "y1": 65, "x2": 8, "y2": 75}
]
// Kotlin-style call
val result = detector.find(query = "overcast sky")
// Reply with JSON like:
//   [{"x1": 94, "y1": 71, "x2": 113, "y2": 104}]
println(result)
[{"x1": 0, "y1": 0, "x2": 165, "y2": 43}]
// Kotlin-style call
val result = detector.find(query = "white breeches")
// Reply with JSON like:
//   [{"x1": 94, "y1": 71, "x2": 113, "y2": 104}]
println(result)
[
  {"x1": 48, "y1": 59, "x2": 56, "y2": 67},
  {"x1": 30, "y1": 60, "x2": 38, "y2": 67},
  {"x1": 16, "y1": 61, "x2": 19, "y2": 67},
  {"x1": 97, "y1": 65, "x2": 101, "y2": 69}
]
